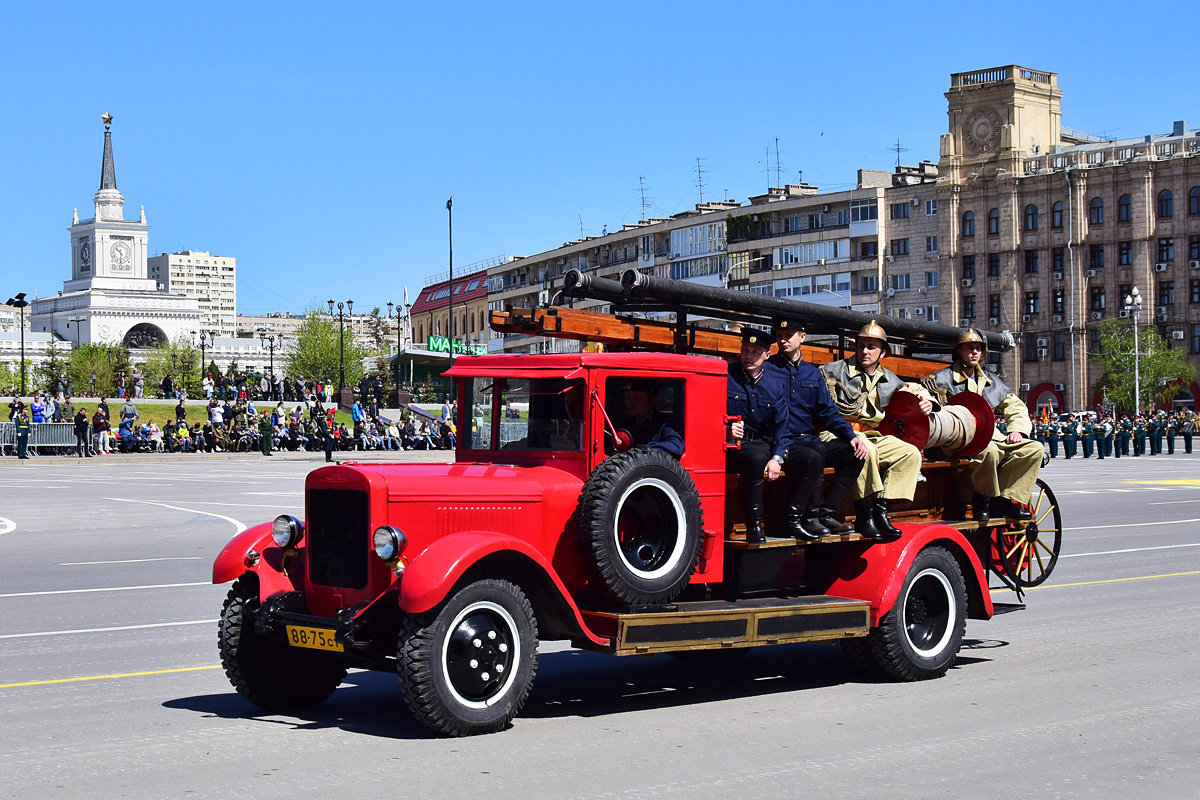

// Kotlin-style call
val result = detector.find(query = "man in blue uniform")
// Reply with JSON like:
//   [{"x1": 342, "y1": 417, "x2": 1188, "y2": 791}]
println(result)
[
  {"x1": 768, "y1": 314, "x2": 867, "y2": 541},
  {"x1": 726, "y1": 329, "x2": 790, "y2": 544},
  {"x1": 616, "y1": 380, "x2": 684, "y2": 459}
]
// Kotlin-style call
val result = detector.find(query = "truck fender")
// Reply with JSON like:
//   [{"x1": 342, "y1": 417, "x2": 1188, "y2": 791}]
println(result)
[
  {"x1": 399, "y1": 532, "x2": 608, "y2": 646},
  {"x1": 211, "y1": 521, "x2": 297, "y2": 600},
  {"x1": 823, "y1": 523, "x2": 992, "y2": 624}
]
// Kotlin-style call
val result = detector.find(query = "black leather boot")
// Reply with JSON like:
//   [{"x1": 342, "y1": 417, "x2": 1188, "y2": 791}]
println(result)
[
  {"x1": 990, "y1": 496, "x2": 1033, "y2": 521},
  {"x1": 873, "y1": 497, "x2": 903, "y2": 541},
  {"x1": 972, "y1": 493, "x2": 991, "y2": 524},
  {"x1": 745, "y1": 501, "x2": 766, "y2": 544},
  {"x1": 854, "y1": 498, "x2": 884, "y2": 540},
  {"x1": 817, "y1": 505, "x2": 853, "y2": 536},
  {"x1": 784, "y1": 506, "x2": 823, "y2": 542}
]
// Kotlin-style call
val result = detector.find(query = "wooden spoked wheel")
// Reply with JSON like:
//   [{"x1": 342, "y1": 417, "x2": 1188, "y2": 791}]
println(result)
[{"x1": 995, "y1": 479, "x2": 1062, "y2": 587}]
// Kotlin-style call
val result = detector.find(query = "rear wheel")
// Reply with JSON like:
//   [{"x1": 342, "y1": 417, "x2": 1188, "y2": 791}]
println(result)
[
  {"x1": 218, "y1": 576, "x2": 347, "y2": 711},
  {"x1": 996, "y1": 479, "x2": 1062, "y2": 587},
  {"x1": 841, "y1": 546, "x2": 967, "y2": 681},
  {"x1": 397, "y1": 578, "x2": 539, "y2": 737}
]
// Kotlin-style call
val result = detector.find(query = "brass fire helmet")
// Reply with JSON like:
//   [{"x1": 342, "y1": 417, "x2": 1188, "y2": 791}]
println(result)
[
  {"x1": 857, "y1": 319, "x2": 889, "y2": 353},
  {"x1": 955, "y1": 327, "x2": 987, "y2": 354}
]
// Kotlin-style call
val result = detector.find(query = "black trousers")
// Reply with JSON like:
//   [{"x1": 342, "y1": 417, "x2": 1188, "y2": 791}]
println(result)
[
  {"x1": 727, "y1": 439, "x2": 770, "y2": 520},
  {"x1": 783, "y1": 438, "x2": 863, "y2": 515},
  {"x1": 75, "y1": 430, "x2": 89, "y2": 456}
]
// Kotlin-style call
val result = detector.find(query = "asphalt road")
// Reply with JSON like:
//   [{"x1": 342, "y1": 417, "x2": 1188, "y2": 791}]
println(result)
[{"x1": 1, "y1": 451, "x2": 1198, "y2": 798}]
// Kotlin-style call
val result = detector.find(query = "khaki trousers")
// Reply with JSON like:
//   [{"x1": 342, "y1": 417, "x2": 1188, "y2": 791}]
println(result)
[
  {"x1": 819, "y1": 430, "x2": 921, "y2": 501},
  {"x1": 969, "y1": 436, "x2": 1043, "y2": 503}
]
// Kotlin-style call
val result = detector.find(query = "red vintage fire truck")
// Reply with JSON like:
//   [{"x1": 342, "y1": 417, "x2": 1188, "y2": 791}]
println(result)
[{"x1": 212, "y1": 271, "x2": 1060, "y2": 736}]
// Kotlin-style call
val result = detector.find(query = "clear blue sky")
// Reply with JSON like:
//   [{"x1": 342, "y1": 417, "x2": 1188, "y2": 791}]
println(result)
[{"x1": 3, "y1": 1, "x2": 1195, "y2": 316}]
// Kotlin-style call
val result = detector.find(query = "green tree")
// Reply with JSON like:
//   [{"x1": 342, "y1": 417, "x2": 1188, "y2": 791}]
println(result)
[
  {"x1": 67, "y1": 343, "x2": 122, "y2": 398},
  {"x1": 140, "y1": 337, "x2": 201, "y2": 398},
  {"x1": 1, "y1": 359, "x2": 33, "y2": 396},
  {"x1": 366, "y1": 306, "x2": 387, "y2": 355},
  {"x1": 35, "y1": 339, "x2": 69, "y2": 395},
  {"x1": 1093, "y1": 317, "x2": 1197, "y2": 413},
  {"x1": 285, "y1": 307, "x2": 366, "y2": 390}
]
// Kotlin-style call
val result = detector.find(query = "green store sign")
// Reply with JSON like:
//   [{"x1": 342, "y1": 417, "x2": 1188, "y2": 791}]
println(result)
[{"x1": 427, "y1": 336, "x2": 487, "y2": 356}]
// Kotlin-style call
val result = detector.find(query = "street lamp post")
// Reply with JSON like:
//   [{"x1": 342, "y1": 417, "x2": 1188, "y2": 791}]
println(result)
[
  {"x1": 5, "y1": 292, "x2": 28, "y2": 395},
  {"x1": 329, "y1": 298, "x2": 353, "y2": 407},
  {"x1": 199, "y1": 330, "x2": 208, "y2": 382},
  {"x1": 1124, "y1": 286, "x2": 1143, "y2": 414},
  {"x1": 259, "y1": 331, "x2": 277, "y2": 392}
]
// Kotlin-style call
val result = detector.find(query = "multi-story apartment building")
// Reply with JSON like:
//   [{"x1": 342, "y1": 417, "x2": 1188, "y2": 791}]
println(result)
[
  {"x1": 149, "y1": 250, "x2": 237, "y2": 337},
  {"x1": 410, "y1": 263, "x2": 491, "y2": 355}
]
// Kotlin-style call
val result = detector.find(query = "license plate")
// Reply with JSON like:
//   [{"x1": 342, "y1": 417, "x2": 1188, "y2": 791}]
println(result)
[{"x1": 285, "y1": 625, "x2": 343, "y2": 652}]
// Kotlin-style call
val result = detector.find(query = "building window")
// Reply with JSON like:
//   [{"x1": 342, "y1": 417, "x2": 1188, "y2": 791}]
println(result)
[
  {"x1": 1158, "y1": 190, "x2": 1174, "y2": 217},
  {"x1": 1119, "y1": 283, "x2": 1132, "y2": 307},
  {"x1": 809, "y1": 213, "x2": 824, "y2": 229},
  {"x1": 860, "y1": 241, "x2": 878, "y2": 258},
  {"x1": 783, "y1": 216, "x2": 802, "y2": 233},
  {"x1": 927, "y1": 306, "x2": 940, "y2": 322},
  {"x1": 1089, "y1": 244, "x2": 1105, "y2": 269},
  {"x1": 962, "y1": 211, "x2": 975, "y2": 237},
  {"x1": 1053, "y1": 331, "x2": 1067, "y2": 361},
  {"x1": 1160, "y1": 281, "x2": 1175, "y2": 305},
  {"x1": 837, "y1": 209, "x2": 849, "y2": 225},
  {"x1": 859, "y1": 275, "x2": 878, "y2": 293},
  {"x1": 925, "y1": 199, "x2": 938, "y2": 216},
  {"x1": 850, "y1": 199, "x2": 878, "y2": 221},
  {"x1": 1089, "y1": 328, "x2": 1102, "y2": 354},
  {"x1": 890, "y1": 202, "x2": 910, "y2": 220},
  {"x1": 926, "y1": 270, "x2": 940, "y2": 287},
  {"x1": 963, "y1": 295, "x2": 976, "y2": 318},
  {"x1": 1053, "y1": 289, "x2": 1065, "y2": 315},
  {"x1": 890, "y1": 273, "x2": 911, "y2": 290},
  {"x1": 1024, "y1": 335, "x2": 1040, "y2": 362},
  {"x1": 1025, "y1": 291, "x2": 1040, "y2": 314},
  {"x1": 988, "y1": 208, "x2": 1000, "y2": 235},
  {"x1": 961, "y1": 256, "x2": 975, "y2": 279},
  {"x1": 1189, "y1": 235, "x2": 1200, "y2": 260},
  {"x1": 1193, "y1": 324, "x2": 1200, "y2": 355},
  {"x1": 988, "y1": 253, "x2": 1001, "y2": 276},
  {"x1": 1052, "y1": 247, "x2": 1065, "y2": 272},
  {"x1": 1025, "y1": 204, "x2": 1039, "y2": 231},
  {"x1": 891, "y1": 238, "x2": 910, "y2": 256},
  {"x1": 1024, "y1": 250, "x2": 1040, "y2": 273},
  {"x1": 1158, "y1": 238, "x2": 1175, "y2": 262},
  {"x1": 1052, "y1": 201, "x2": 1064, "y2": 229},
  {"x1": 1089, "y1": 197, "x2": 1104, "y2": 224},
  {"x1": 1118, "y1": 193, "x2": 1132, "y2": 222},
  {"x1": 1190, "y1": 187, "x2": 1200, "y2": 216},
  {"x1": 1191, "y1": 278, "x2": 1200, "y2": 304},
  {"x1": 1090, "y1": 286, "x2": 1106, "y2": 313},
  {"x1": 926, "y1": 235, "x2": 939, "y2": 253},
  {"x1": 1119, "y1": 241, "x2": 1132, "y2": 265},
  {"x1": 989, "y1": 294, "x2": 1001, "y2": 319}
]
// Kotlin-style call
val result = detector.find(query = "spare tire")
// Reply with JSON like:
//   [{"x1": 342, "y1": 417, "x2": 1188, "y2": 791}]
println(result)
[{"x1": 578, "y1": 448, "x2": 704, "y2": 605}]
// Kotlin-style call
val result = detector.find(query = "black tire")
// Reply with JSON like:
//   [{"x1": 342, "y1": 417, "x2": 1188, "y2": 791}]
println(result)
[
  {"x1": 217, "y1": 576, "x2": 347, "y2": 711},
  {"x1": 840, "y1": 546, "x2": 967, "y2": 681},
  {"x1": 397, "y1": 578, "x2": 539, "y2": 737},
  {"x1": 578, "y1": 448, "x2": 704, "y2": 605}
]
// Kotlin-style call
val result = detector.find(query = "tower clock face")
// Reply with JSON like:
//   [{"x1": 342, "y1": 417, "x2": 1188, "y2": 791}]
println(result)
[
  {"x1": 963, "y1": 107, "x2": 1003, "y2": 154},
  {"x1": 80, "y1": 240, "x2": 91, "y2": 269},
  {"x1": 110, "y1": 241, "x2": 132, "y2": 270}
]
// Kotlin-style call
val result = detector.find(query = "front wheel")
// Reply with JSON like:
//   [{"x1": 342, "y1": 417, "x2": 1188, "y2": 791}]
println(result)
[
  {"x1": 841, "y1": 546, "x2": 967, "y2": 681},
  {"x1": 397, "y1": 578, "x2": 539, "y2": 737},
  {"x1": 218, "y1": 576, "x2": 347, "y2": 711}
]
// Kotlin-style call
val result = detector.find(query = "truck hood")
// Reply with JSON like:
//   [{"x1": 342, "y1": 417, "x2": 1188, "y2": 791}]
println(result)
[{"x1": 341, "y1": 462, "x2": 584, "y2": 503}]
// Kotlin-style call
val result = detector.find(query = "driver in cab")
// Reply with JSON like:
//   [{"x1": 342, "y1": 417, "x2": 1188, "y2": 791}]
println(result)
[{"x1": 614, "y1": 379, "x2": 683, "y2": 459}]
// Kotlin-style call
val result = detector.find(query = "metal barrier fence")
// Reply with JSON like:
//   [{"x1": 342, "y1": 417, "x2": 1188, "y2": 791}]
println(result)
[{"x1": 0, "y1": 421, "x2": 85, "y2": 456}]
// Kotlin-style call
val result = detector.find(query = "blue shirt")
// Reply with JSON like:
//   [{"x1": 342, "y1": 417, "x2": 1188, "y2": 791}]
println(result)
[
  {"x1": 767, "y1": 352, "x2": 857, "y2": 444},
  {"x1": 622, "y1": 412, "x2": 684, "y2": 459},
  {"x1": 727, "y1": 361, "x2": 791, "y2": 460}
]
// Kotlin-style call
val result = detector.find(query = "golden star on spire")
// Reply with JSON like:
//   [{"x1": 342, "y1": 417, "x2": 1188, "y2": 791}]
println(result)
[{"x1": 101, "y1": 112, "x2": 113, "y2": 128}]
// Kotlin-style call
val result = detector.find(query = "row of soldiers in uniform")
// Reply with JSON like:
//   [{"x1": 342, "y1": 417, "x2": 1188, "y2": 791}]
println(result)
[
  {"x1": 1033, "y1": 410, "x2": 1196, "y2": 459},
  {"x1": 726, "y1": 316, "x2": 1041, "y2": 545}
]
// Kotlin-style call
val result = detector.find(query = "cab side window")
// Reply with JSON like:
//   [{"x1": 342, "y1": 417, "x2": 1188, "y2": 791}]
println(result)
[{"x1": 603, "y1": 377, "x2": 685, "y2": 456}]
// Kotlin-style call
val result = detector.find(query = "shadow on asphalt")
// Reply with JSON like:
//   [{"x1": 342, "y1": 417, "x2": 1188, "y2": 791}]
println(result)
[{"x1": 163, "y1": 638, "x2": 1001, "y2": 739}]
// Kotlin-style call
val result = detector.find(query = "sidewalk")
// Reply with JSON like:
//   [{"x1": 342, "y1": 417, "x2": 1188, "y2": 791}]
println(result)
[{"x1": 0, "y1": 449, "x2": 454, "y2": 465}]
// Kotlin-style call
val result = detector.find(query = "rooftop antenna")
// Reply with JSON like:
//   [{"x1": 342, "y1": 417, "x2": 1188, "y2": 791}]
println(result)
[
  {"x1": 578, "y1": 214, "x2": 585, "y2": 238},
  {"x1": 774, "y1": 137, "x2": 782, "y2": 187},
  {"x1": 891, "y1": 138, "x2": 911, "y2": 169},
  {"x1": 638, "y1": 176, "x2": 651, "y2": 221},
  {"x1": 797, "y1": 169, "x2": 804, "y2": 184},
  {"x1": 695, "y1": 157, "x2": 707, "y2": 203}
]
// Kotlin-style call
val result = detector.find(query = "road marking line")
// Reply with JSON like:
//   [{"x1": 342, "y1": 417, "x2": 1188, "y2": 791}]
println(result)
[
  {"x1": 0, "y1": 516, "x2": 14, "y2": 535},
  {"x1": 1065, "y1": 517, "x2": 1200, "y2": 532},
  {"x1": 0, "y1": 582, "x2": 210, "y2": 598},
  {"x1": 1061, "y1": 543, "x2": 1200, "y2": 558},
  {"x1": 1148, "y1": 499, "x2": 1200, "y2": 506},
  {"x1": 1125, "y1": 479, "x2": 1200, "y2": 486},
  {"x1": 58, "y1": 557, "x2": 204, "y2": 566},
  {"x1": 0, "y1": 618, "x2": 217, "y2": 640},
  {"x1": 992, "y1": 571, "x2": 1200, "y2": 593},
  {"x1": 0, "y1": 665, "x2": 222, "y2": 689},
  {"x1": 106, "y1": 498, "x2": 246, "y2": 533}
]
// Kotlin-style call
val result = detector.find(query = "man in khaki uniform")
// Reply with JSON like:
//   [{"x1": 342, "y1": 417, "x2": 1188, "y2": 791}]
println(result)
[
  {"x1": 922, "y1": 329, "x2": 1041, "y2": 521},
  {"x1": 821, "y1": 321, "x2": 931, "y2": 541}
]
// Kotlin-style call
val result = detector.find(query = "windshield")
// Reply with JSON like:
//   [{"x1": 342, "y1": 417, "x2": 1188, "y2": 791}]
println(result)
[{"x1": 465, "y1": 377, "x2": 584, "y2": 452}]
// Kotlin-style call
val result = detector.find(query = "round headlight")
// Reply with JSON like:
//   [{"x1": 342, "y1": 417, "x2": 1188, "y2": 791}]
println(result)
[
  {"x1": 272, "y1": 515, "x2": 304, "y2": 548},
  {"x1": 373, "y1": 526, "x2": 407, "y2": 561}
]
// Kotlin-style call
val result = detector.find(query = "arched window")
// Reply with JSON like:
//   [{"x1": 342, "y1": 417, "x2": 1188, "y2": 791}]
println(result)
[
  {"x1": 962, "y1": 211, "x2": 975, "y2": 237},
  {"x1": 1189, "y1": 186, "x2": 1200, "y2": 215},
  {"x1": 1158, "y1": 189, "x2": 1174, "y2": 217},
  {"x1": 1025, "y1": 204, "x2": 1039, "y2": 231},
  {"x1": 1118, "y1": 193, "x2": 1132, "y2": 222},
  {"x1": 1051, "y1": 201, "x2": 1064, "y2": 228},
  {"x1": 1089, "y1": 196, "x2": 1104, "y2": 224},
  {"x1": 988, "y1": 207, "x2": 1000, "y2": 235}
]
